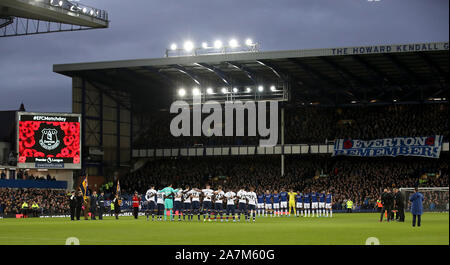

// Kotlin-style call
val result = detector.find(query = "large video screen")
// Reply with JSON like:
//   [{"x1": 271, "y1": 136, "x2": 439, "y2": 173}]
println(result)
[{"x1": 17, "y1": 112, "x2": 81, "y2": 169}]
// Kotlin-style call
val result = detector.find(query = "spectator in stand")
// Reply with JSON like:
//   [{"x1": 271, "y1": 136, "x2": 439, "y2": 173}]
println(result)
[{"x1": 132, "y1": 103, "x2": 448, "y2": 149}]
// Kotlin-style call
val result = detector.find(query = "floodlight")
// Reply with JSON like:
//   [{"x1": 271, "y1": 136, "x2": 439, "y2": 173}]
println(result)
[
  {"x1": 258, "y1": 85, "x2": 264, "y2": 92},
  {"x1": 206, "y1": 88, "x2": 214, "y2": 94},
  {"x1": 178, "y1": 88, "x2": 186, "y2": 97},
  {"x1": 192, "y1": 87, "x2": 200, "y2": 96},
  {"x1": 245, "y1": 38, "x2": 253, "y2": 46},
  {"x1": 90, "y1": 10, "x2": 94, "y2": 16},
  {"x1": 82, "y1": 8, "x2": 87, "y2": 13},
  {"x1": 221, "y1": 87, "x2": 228, "y2": 94},
  {"x1": 246, "y1": 87, "x2": 252, "y2": 93},
  {"x1": 202, "y1": 42, "x2": 208, "y2": 49},
  {"x1": 229, "y1": 39, "x2": 238, "y2": 48},
  {"x1": 214, "y1": 40, "x2": 223, "y2": 49},
  {"x1": 183, "y1": 41, "x2": 194, "y2": 52},
  {"x1": 270, "y1": 85, "x2": 276, "y2": 91},
  {"x1": 170, "y1": 43, "x2": 177, "y2": 50},
  {"x1": 233, "y1": 87, "x2": 238, "y2": 93},
  {"x1": 58, "y1": 1, "x2": 63, "y2": 6}
]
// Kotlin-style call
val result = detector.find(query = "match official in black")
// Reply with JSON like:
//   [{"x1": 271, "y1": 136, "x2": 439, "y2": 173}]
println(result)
[
  {"x1": 75, "y1": 191, "x2": 83, "y2": 221},
  {"x1": 90, "y1": 191, "x2": 98, "y2": 220},
  {"x1": 380, "y1": 188, "x2": 393, "y2": 222},
  {"x1": 393, "y1": 188, "x2": 405, "y2": 222}
]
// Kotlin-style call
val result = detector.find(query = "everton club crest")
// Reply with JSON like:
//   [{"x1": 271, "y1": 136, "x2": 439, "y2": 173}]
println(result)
[{"x1": 39, "y1": 128, "x2": 60, "y2": 150}]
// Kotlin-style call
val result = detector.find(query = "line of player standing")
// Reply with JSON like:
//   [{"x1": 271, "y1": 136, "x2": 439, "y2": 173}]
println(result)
[
  {"x1": 143, "y1": 184, "x2": 333, "y2": 222},
  {"x1": 258, "y1": 189, "x2": 333, "y2": 218}
]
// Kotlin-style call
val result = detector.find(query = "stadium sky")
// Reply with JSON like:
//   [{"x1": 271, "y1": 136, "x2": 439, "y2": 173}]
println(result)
[{"x1": 0, "y1": 0, "x2": 448, "y2": 113}]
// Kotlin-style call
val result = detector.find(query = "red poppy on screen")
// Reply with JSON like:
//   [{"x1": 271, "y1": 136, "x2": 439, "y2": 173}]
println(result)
[{"x1": 343, "y1": 140, "x2": 353, "y2": 149}]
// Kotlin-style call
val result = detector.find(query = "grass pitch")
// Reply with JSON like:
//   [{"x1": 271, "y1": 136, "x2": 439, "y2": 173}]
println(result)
[{"x1": 0, "y1": 213, "x2": 448, "y2": 245}]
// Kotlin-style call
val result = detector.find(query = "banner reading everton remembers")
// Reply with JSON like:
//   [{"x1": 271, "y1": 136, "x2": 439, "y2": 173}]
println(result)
[{"x1": 333, "y1": 136, "x2": 443, "y2": 158}]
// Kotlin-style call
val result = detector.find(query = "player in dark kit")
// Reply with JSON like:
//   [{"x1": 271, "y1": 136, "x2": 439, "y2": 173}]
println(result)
[
  {"x1": 318, "y1": 191, "x2": 326, "y2": 217},
  {"x1": 279, "y1": 188, "x2": 288, "y2": 217},
  {"x1": 264, "y1": 190, "x2": 272, "y2": 217}
]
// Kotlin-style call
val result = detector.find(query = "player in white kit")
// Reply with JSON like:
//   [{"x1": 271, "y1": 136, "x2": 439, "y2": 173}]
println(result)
[
  {"x1": 201, "y1": 185, "x2": 214, "y2": 222},
  {"x1": 225, "y1": 189, "x2": 237, "y2": 222},
  {"x1": 214, "y1": 186, "x2": 225, "y2": 222},
  {"x1": 144, "y1": 185, "x2": 157, "y2": 221},
  {"x1": 246, "y1": 187, "x2": 257, "y2": 222},
  {"x1": 236, "y1": 188, "x2": 248, "y2": 222}
]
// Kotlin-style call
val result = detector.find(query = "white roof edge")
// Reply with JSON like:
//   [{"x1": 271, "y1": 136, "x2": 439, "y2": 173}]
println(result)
[{"x1": 53, "y1": 41, "x2": 449, "y2": 73}]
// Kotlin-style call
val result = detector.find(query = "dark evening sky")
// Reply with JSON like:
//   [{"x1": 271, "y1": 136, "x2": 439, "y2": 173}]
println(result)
[{"x1": 0, "y1": 0, "x2": 448, "y2": 112}]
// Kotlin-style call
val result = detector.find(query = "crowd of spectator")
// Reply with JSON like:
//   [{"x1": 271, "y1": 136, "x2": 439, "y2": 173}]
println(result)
[
  {"x1": 0, "y1": 188, "x2": 69, "y2": 217},
  {"x1": 120, "y1": 154, "x2": 448, "y2": 211},
  {"x1": 1, "y1": 155, "x2": 447, "y2": 216},
  {"x1": 133, "y1": 103, "x2": 448, "y2": 148},
  {"x1": 1, "y1": 102, "x2": 448, "y2": 216}
]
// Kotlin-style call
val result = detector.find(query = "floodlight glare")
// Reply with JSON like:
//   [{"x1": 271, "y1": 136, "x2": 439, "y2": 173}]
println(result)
[
  {"x1": 202, "y1": 42, "x2": 208, "y2": 49},
  {"x1": 245, "y1": 38, "x2": 253, "y2": 46},
  {"x1": 270, "y1": 85, "x2": 276, "y2": 91},
  {"x1": 82, "y1": 8, "x2": 87, "y2": 13},
  {"x1": 206, "y1": 88, "x2": 214, "y2": 94},
  {"x1": 246, "y1": 87, "x2": 252, "y2": 93},
  {"x1": 229, "y1": 39, "x2": 238, "y2": 48},
  {"x1": 178, "y1": 88, "x2": 186, "y2": 97},
  {"x1": 58, "y1": 1, "x2": 63, "y2": 6},
  {"x1": 258, "y1": 85, "x2": 264, "y2": 92},
  {"x1": 214, "y1": 40, "x2": 223, "y2": 49},
  {"x1": 90, "y1": 10, "x2": 95, "y2": 16},
  {"x1": 221, "y1": 87, "x2": 228, "y2": 94},
  {"x1": 170, "y1": 43, "x2": 177, "y2": 50},
  {"x1": 192, "y1": 87, "x2": 200, "y2": 96},
  {"x1": 183, "y1": 41, "x2": 194, "y2": 52},
  {"x1": 233, "y1": 87, "x2": 238, "y2": 93}
]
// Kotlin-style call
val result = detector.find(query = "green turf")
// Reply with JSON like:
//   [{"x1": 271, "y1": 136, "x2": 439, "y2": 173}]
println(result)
[{"x1": 0, "y1": 213, "x2": 448, "y2": 245}]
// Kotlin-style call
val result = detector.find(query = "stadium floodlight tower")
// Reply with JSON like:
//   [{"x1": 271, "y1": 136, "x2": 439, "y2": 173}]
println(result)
[
  {"x1": 166, "y1": 38, "x2": 260, "y2": 57},
  {"x1": 0, "y1": 0, "x2": 109, "y2": 37}
]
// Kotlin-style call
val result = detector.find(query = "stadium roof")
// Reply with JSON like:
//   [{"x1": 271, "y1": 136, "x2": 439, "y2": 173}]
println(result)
[
  {"x1": 1, "y1": 0, "x2": 108, "y2": 27},
  {"x1": 54, "y1": 41, "x2": 449, "y2": 109}
]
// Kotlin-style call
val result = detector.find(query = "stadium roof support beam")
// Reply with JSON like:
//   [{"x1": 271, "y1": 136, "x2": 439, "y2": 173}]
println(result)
[
  {"x1": 77, "y1": 72, "x2": 131, "y2": 111},
  {"x1": 195, "y1": 63, "x2": 231, "y2": 86},
  {"x1": 170, "y1": 64, "x2": 201, "y2": 86},
  {"x1": 416, "y1": 52, "x2": 449, "y2": 85},
  {"x1": 116, "y1": 68, "x2": 166, "y2": 90},
  {"x1": 351, "y1": 55, "x2": 402, "y2": 101},
  {"x1": 140, "y1": 66, "x2": 176, "y2": 87},
  {"x1": 255, "y1": 60, "x2": 287, "y2": 81},
  {"x1": 287, "y1": 58, "x2": 358, "y2": 101},
  {"x1": 318, "y1": 56, "x2": 366, "y2": 101},
  {"x1": 225, "y1": 61, "x2": 258, "y2": 84},
  {"x1": 383, "y1": 53, "x2": 423, "y2": 86},
  {"x1": 351, "y1": 55, "x2": 392, "y2": 86},
  {"x1": 288, "y1": 58, "x2": 343, "y2": 88}
]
